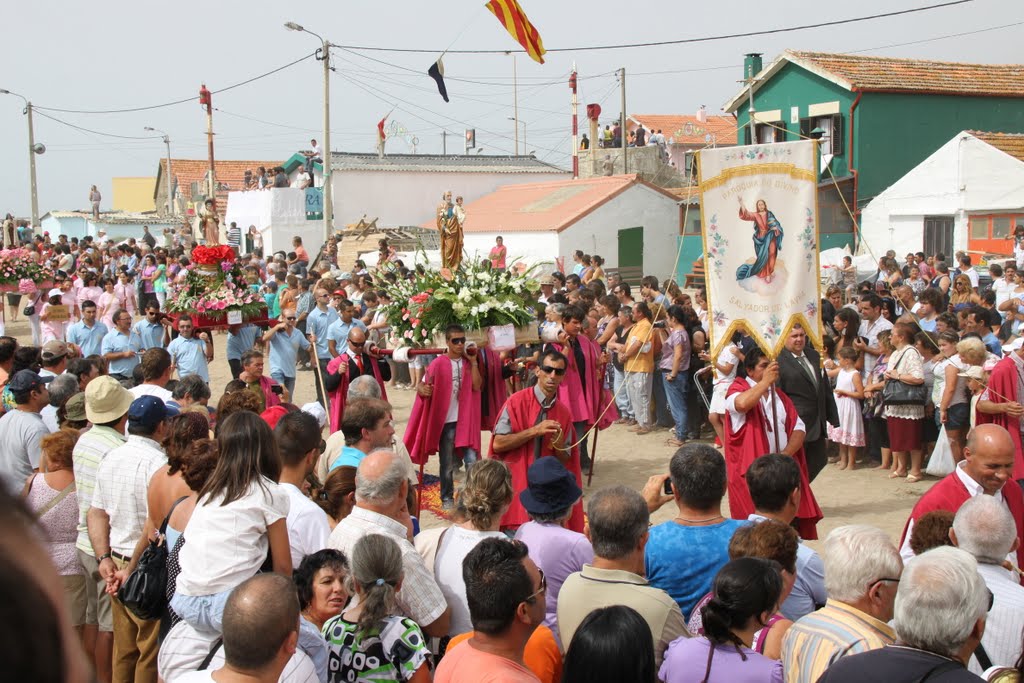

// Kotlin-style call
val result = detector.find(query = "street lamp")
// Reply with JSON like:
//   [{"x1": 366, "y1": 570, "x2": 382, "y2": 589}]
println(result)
[
  {"x1": 1, "y1": 88, "x2": 42, "y2": 234},
  {"x1": 144, "y1": 127, "x2": 175, "y2": 217},
  {"x1": 507, "y1": 117, "x2": 526, "y2": 154},
  {"x1": 285, "y1": 21, "x2": 333, "y2": 243}
]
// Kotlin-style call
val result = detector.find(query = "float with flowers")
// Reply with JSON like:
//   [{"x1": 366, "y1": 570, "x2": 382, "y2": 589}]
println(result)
[
  {"x1": 166, "y1": 245, "x2": 268, "y2": 329},
  {"x1": 379, "y1": 257, "x2": 540, "y2": 350},
  {"x1": 0, "y1": 248, "x2": 55, "y2": 294}
]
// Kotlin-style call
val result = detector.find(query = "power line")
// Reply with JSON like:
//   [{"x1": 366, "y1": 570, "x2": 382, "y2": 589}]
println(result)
[
  {"x1": 335, "y1": 0, "x2": 976, "y2": 54},
  {"x1": 33, "y1": 110, "x2": 162, "y2": 140},
  {"x1": 33, "y1": 52, "x2": 315, "y2": 114}
]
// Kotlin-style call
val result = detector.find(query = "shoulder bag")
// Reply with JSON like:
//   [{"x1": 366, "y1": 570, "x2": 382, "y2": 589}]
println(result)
[
  {"x1": 118, "y1": 495, "x2": 188, "y2": 620},
  {"x1": 882, "y1": 348, "x2": 927, "y2": 406}
]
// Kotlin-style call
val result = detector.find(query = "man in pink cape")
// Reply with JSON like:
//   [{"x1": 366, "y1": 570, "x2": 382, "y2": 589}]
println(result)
[
  {"x1": 489, "y1": 348, "x2": 583, "y2": 532},
  {"x1": 324, "y1": 327, "x2": 391, "y2": 433},
  {"x1": 724, "y1": 347, "x2": 822, "y2": 540},
  {"x1": 404, "y1": 324, "x2": 482, "y2": 509},
  {"x1": 477, "y1": 346, "x2": 511, "y2": 433},
  {"x1": 547, "y1": 304, "x2": 616, "y2": 469},
  {"x1": 976, "y1": 344, "x2": 1024, "y2": 481}
]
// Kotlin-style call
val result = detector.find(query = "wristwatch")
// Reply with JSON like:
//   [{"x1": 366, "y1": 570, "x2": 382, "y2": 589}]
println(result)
[{"x1": 97, "y1": 552, "x2": 112, "y2": 562}]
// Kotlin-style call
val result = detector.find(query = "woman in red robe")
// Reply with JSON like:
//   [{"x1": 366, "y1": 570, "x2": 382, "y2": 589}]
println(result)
[{"x1": 724, "y1": 347, "x2": 823, "y2": 539}]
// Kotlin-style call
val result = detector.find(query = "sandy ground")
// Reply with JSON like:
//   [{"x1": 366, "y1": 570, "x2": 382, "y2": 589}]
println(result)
[{"x1": 11, "y1": 313, "x2": 930, "y2": 550}]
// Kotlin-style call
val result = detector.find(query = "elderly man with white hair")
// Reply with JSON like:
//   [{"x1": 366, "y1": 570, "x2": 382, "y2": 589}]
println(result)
[
  {"x1": 951, "y1": 495, "x2": 1024, "y2": 676},
  {"x1": 781, "y1": 525, "x2": 903, "y2": 683},
  {"x1": 326, "y1": 448, "x2": 450, "y2": 638},
  {"x1": 818, "y1": 546, "x2": 990, "y2": 682}
]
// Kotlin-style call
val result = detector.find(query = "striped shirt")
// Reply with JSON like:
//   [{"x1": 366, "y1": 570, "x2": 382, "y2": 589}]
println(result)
[
  {"x1": 970, "y1": 563, "x2": 1024, "y2": 676},
  {"x1": 72, "y1": 425, "x2": 127, "y2": 555},
  {"x1": 781, "y1": 599, "x2": 895, "y2": 683}
]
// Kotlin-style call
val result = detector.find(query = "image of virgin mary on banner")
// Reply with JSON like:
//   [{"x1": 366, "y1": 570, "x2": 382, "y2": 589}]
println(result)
[{"x1": 698, "y1": 139, "x2": 822, "y2": 359}]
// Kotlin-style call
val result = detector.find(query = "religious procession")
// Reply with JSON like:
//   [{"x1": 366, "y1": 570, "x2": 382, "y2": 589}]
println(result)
[{"x1": 3, "y1": 1, "x2": 1024, "y2": 682}]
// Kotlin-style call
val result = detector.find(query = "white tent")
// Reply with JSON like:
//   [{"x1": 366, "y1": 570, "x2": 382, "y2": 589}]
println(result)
[
  {"x1": 860, "y1": 131, "x2": 1024, "y2": 257},
  {"x1": 225, "y1": 188, "x2": 326, "y2": 257}
]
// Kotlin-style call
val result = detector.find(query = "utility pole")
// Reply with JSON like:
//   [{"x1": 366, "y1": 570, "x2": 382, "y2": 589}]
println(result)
[
  {"x1": 145, "y1": 127, "x2": 174, "y2": 216},
  {"x1": 199, "y1": 84, "x2": 216, "y2": 208},
  {"x1": 441, "y1": 130, "x2": 448, "y2": 155},
  {"x1": 1, "y1": 90, "x2": 42, "y2": 232},
  {"x1": 619, "y1": 68, "x2": 627, "y2": 174},
  {"x1": 510, "y1": 51, "x2": 519, "y2": 155},
  {"x1": 570, "y1": 66, "x2": 578, "y2": 179}
]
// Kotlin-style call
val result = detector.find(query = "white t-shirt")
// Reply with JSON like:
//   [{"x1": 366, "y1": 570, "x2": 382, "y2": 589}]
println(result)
[
  {"x1": 725, "y1": 377, "x2": 806, "y2": 452},
  {"x1": 176, "y1": 477, "x2": 290, "y2": 596},
  {"x1": 859, "y1": 316, "x2": 894, "y2": 377},
  {"x1": 433, "y1": 526, "x2": 506, "y2": 636},
  {"x1": 994, "y1": 278, "x2": 1016, "y2": 314},
  {"x1": 963, "y1": 267, "x2": 980, "y2": 289},
  {"x1": 282, "y1": 482, "x2": 331, "y2": 570},
  {"x1": 130, "y1": 383, "x2": 174, "y2": 402},
  {"x1": 445, "y1": 358, "x2": 462, "y2": 424}
]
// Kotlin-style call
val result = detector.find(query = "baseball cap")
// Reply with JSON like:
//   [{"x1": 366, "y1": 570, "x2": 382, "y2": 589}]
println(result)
[
  {"x1": 127, "y1": 395, "x2": 178, "y2": 428},
  {"x1": 41, "y1": 340, "x2": 69, "y2": 362},
  {"x1": 301, "y1": 402, "x2": 327, "y2": 429},
  {"x1": 47, "y1": 288, "x2": 62, "y2": 299},
  {"x1": 339, "y1": 272, "x2": 352, "y2": 281},
  {"x1": 85, "y1": 376, "x2": 134, "y2": 423},
  {"x1": 957, "y1": 366, "x2": 986, "y2": 382},
  {"x1": 64, "y1": 393, "x2": 87, "y2": 422},
  {"x1": 261, "y1": 405, "x2": 290, "y2": 430},
  {"x1": 7, "y1": 370, "x2": 53, "y2": 395}
]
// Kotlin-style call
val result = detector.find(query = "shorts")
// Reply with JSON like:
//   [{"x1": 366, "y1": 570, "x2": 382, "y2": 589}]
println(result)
[
  {"x1": 944, "y1": 403, "x2": 970, "y2": 431},
  {"x1": 62, "y1": 574, "x2": 87, "y2": 627},
  {"x1": 77, "y1": 548, "x2": 113, "y2": 632},
  {"x1": 708, "y1": 382, "x2": 730, "y2": 414},
  {"x1": 412, "y1": 353, "x2": 436, "y2": 370}
]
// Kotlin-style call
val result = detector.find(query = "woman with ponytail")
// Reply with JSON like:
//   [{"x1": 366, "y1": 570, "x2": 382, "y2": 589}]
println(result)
[
  {"x1": 660, "y1": 557, "x2": 784, "y2": 683},
  {"x1": 322, "y1": 534, "x2": 432, "y2": 682}
]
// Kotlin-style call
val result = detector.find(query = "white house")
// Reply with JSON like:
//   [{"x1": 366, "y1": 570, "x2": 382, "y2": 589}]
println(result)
[
  {"x1": 224, "y1": 188, "x2": 324, "y2": 257},
  {"x1": 429, "y1": 174, "x2": 683, "y2": 281},
  {"x1": 284, "y1": 152, "x2": 570, "y2": 229},
  {"x1": 861, "y1": 131, "x2": 1024, "y2": 258}
]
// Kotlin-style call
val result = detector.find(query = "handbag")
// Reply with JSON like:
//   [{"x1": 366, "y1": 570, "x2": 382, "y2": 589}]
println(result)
[
  {"x1": 22, "y1": 305, "x2": 35, "y2": 316},
  {"x1": 117, "y1": 496, "x2": 187, "y2": 620},
  {"x1": 882, "y1": 348, "x2": 927, "y2": 406}
]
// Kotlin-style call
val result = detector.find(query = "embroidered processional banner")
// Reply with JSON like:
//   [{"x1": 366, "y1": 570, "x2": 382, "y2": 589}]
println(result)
[{"x1": 698, "y1": 140, "x2": 822, "y2": 358}]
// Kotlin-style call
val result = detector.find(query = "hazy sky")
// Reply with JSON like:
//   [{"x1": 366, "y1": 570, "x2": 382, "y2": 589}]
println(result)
[{"x1": 1, "y1": 0, "x2": 1020, "y2": 218}]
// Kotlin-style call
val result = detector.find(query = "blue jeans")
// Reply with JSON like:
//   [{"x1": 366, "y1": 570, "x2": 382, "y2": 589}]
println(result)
[
  {"x1": 271, "y1": 370, "x2": 296, "y2": 397},
  {"x1": 662, "y1": 371, "x2": 689, "y2": 441},
  {"x1": 612, "y1": 366, "x2": 633, "y2": 419},
  {"x1": 439, "y1": 422, "x2": 478, "y2": 503},
  {"x1": 169, "y1": 589, "x2": 233, "y2": 633}
]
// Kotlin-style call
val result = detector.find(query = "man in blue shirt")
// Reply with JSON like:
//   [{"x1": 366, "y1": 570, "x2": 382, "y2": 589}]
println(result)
[
  {"x1": 131, "y1": 303, "x2": 172, "y2": 350},
  {"x1": 227, "y1": 323, "x2": 261, "y2": 380},
  {"x1": 101, "y1": 309, "x2": 143, "y2": 381},
  {"x1": 67, "y1": 300, "x2": 108, "y2": 357},
  {"x1": 643, "y1": 443, "x2": 743, "y2": 618},
  {"x1": 166, "y1": 316, "x2": 213, "y2": 383},
  {"x1": 326, "y1": 299, "x2": 367, "y2": 358},
  {"x1": 965, "y1": 306, "x2": 1003, "y2": 358},
  {"x1": 262, "y1": 309, "x2": 311, "y2": 396},
  {"x1": 305, "y1": 287, "x2": 339, "y2": 403},
  {"x1": 329, "y1": 398, "x2": 395, "y2": 472}
]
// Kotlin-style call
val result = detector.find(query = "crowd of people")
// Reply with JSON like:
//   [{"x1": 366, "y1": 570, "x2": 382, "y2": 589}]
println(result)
[{"x1": 3, "y1": 230, "x2": 1024, "y2": 683}]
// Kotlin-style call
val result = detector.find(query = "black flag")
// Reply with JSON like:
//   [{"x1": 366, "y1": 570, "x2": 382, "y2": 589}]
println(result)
[{"x1": 428, "y1": 58, "x2": 449, "y2": 103}]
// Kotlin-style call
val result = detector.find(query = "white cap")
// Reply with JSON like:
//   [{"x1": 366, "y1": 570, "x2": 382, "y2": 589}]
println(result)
[
  {"x1": 47, "y1": 288, "x2": 62, "y2": 298},
  {"x1": 301, "y1": 402, "x2": 327, "y2": 429}
]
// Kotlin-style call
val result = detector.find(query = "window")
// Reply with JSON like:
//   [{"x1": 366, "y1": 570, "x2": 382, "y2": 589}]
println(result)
[
  {"x1": 684, "y1": 210, "x2": 702, "y2": 235},
  {"x1": 970, "y1": 216, "x2": 989, "y2": 240},
  {"x1": 993, "y1": 217, "x2": 1012, "y2": 239},
  {"x1": 756, "y1": 122, "x2": 785, "y2": 144},
  {"x1": 799, "y1": 115, "x2": 844, "y2": 155}
]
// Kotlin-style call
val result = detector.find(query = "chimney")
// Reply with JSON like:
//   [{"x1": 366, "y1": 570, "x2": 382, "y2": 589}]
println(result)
[
  {"x1": 744, "y1": 53, "x2": 763, "y2": 81},
  {"x1": 696, "y1": 105, "x2": 707, "y2": 123}
]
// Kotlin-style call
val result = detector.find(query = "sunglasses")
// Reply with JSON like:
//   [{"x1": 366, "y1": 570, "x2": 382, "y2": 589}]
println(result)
[
  {"x1": 539, "y1": 365, "x2": 566, "y2": 376},
  {"x1": 286, "y1": 316, "x2": 297, "y2": 321},
  {"x1": 524, "y1": 568, "x2": 547, "y2": 604},
  {"x1": 449, "y1": 337, "x2": 466, "y2": 345}
]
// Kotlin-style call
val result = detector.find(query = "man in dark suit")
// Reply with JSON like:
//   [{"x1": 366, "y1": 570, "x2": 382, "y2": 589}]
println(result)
[{"x1": 776, "y1": 324, "x2": 838, "y2": 481}]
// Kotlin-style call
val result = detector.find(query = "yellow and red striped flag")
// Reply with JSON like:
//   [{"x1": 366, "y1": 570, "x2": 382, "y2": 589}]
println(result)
[{"x1": 484, "y1": 0, "x2": 546, "y2": 64}]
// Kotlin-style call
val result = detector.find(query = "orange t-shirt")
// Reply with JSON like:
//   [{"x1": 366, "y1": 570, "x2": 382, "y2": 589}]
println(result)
[{"x1": 440, "y1": 628, "x2": 559, "y2": 683}]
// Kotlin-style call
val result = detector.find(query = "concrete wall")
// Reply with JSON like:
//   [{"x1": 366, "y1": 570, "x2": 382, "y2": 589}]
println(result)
[
  {"x1": 40, "y1": 216, "x2": 176, "y2": 243},
  {"x1": 462, "y1": 231, "x2": 559, "y2": 272},
  {"x1": 331, "y1": 169, "x2": 569, "y2": 228},
  {"x1": 577, "y1": 146, "x2": 686, "y2": 188},
  {"x1": 559, "y1": 184, "x2": 682, "y2": 279},
  {"x1": 112, "y1": 178, "x2": 157, "y2": 212}
]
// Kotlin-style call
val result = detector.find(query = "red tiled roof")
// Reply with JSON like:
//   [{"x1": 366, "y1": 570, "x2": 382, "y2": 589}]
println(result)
[
  {"x1": 424, "y1": 175, "x2": 678, "y2": 234},
  {"x1": 970, "y1": 131, "x2": 1024, "y2": 163},
  {"x1": 628, "y1": 114, "x2": 737, "y2": 145},
  {"x1": 157, "y1": 158, "x2": 282, "y2": 214},
  {"x1": 788, "y1": 51, "x2": 1024, "y2": 97},
  {"x1": 664, "y1": 186, "x2": 701, "y2": 203}
]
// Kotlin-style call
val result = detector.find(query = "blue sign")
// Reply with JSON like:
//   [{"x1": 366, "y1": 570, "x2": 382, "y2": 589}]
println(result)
[{"x1": 305, "y1": 187, "x2": 323, "y2": 220}]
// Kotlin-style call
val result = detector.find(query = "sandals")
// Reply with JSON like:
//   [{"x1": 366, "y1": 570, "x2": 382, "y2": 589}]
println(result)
[
  {"x1": 666, "y1": 437, "x2": 686, "y2": 447},
  {"x1": 636, "y1": 426, "x2": 652, "y2": 435},
  {"x1": 906, "y1": 474, "x2": 923, "y2": 483}
]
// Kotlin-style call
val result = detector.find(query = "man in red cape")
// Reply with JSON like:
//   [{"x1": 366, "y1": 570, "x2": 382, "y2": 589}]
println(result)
[
  {"x1": 477, "y1": 346, "x2": 510, "y2": 432},
  {"x1": 976, "y1": 345, "x2": 1024, "y2": 481},
  {"x1": 898, "y1": 424, "x2": 1024, "y2": 570},
  {"x1": 724, "y1": 347, "x2": 822, "y2": 540},
  {"x1": 403, "y1": 324, "x2": 482, "y2": 509},
  {"x1": 489, "y1": 348, "x2": 583, "y2": 532},
  {"x1": 324, "y1": 327, "x2": 390, "y2": 433},
  {"x1": 546, "y1": 304, "x2": 616, "y2": 469}
]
